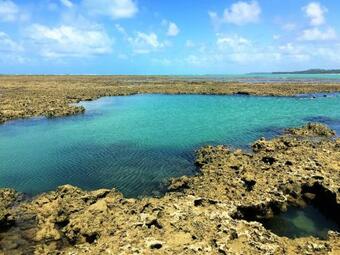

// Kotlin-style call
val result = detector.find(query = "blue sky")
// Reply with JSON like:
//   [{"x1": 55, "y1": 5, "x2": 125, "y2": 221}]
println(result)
[{"x1": 0, "y1": 0, "x2": 340, "y2": 74}]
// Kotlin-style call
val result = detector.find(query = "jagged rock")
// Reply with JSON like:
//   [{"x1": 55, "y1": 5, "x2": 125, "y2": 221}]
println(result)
[
  {"x1": 0, "y1": 124, "x2": 339, "y2": 254},
  {"x1": 287, "y1": 122, "x2": 336, "y2": 137},
  {"x1": 0, "y1": 188, "x2": 20, "y2": 228}
]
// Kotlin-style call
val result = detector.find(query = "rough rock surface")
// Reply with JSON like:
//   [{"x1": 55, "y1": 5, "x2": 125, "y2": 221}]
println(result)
[
  {"x1": 1, "y1": 75, "x2": 340, "y2": 124},
  {"x1": 0, "y1": 123, "x2": 339, "y2": 254},
  {"x1": 0, "y1": 189, "x2": 19, "y2": 229}
]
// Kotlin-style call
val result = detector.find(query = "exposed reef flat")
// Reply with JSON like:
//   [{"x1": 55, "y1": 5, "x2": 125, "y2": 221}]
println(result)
[
  {"x1": 0, "y1": 123, "x2": 339, "y2": 254},
  {"x1": 1, "y1": 75, "x2": 340, "y2": 124}
]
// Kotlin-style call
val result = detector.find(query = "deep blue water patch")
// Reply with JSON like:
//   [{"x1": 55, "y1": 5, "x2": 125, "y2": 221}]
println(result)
[
  {"x1": 303, "y1": 116, "x2": 340, "y2": 134},
  {"x1": 0, "y1": 94, "x2": 340, "y2": 197}
]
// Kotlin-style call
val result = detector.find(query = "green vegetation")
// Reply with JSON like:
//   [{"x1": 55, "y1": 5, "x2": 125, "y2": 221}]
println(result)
[{"x1": 272, "y1": 69, "x2": 340, "y2": 74}]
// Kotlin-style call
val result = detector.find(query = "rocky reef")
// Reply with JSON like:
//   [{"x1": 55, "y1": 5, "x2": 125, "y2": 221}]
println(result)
[
  {"x1": 0, "y1": 123, "x2": 339, "y2": 254},
  {"x1": 1, "y1": 75, "x2": 340, "y2": 124}
]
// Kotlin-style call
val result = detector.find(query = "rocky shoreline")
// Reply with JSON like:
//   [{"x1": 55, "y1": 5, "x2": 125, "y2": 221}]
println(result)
[
  {"x1": 0, "y1": 123, "x2": 339, "y2": 254},
  {"x1": 1, "y1": 75, "x2": 340, "y2": 124}
]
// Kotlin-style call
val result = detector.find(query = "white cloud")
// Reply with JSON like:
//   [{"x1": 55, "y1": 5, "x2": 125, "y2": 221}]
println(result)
[
  {"x1": 166, "y1": 22, "x2": 180, "y2": 36},
  {"x1": 214, "y1": 34, "x2": 281, "y2": 64},
  {"x1": 0, "y1": 31, "x2": 26, "y2": 64},
  {"x1": 303, "y1": 2, "x2": 327, "y2": 26},
  {"x1": 128, "y1": 32, "x2": 164, "y2": 54},
  {"x1": 216, "y1": 34, "x2": 251, "y2": 50},
  {"x1": 314, "y1": 44, "x2": 340, "y2": 62},
  {"x1": 181, "y1": 29, "x2": 340, "y2": 70},
  {"x1": 115, "y1": 24, "x2": 126, "y2": 35},
  {"x1": 277, "y1": 42, "x2": 340, "y2": 63},
  {"x1": 115, "y1": 25, "x2": 167, "y2": 55},
  {"x1": 27, "y1": 24, "x2": 113, "y2": 58},
  {"x1": 60, "y1": 0, "x2": 73, "y2": 8},
  {"x1": 299, "y1": 27, "x2": 336, "y2": 41},
  {"x1": 0, "y1": 31, "x2": 23, "y2": 52},
  {"x1": 83, "y1": 0, "x2": 138, "y2": 19},
  {"x1": 0, "y1": 0, "x2": 19, "y2": 22},
  {"x1": 209, "y1": 1, "x2": 261, "y2": 26},
  {"x1": 278, "y1": 43, "x2": 310, "y2": 62}
]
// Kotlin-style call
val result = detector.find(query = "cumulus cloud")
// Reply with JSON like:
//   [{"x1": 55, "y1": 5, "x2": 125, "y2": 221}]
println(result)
[
  {"x1": 185, "y1": 33, "x2": 323, "y2": 67},
  {"x1": 303, "y1": 2, "x2": 327, "y2": 26},
  {"x1": 298, "y1": 2, "x2": 337, "y2": 41},
  {"x1": 83, "y1": 0, "x2": 138, "y2": 20},
  {"x1": 166, "y1": 22, "x2": 180, "y2": 36},
  {"x1": 115, "y1": 24, "x2": 167, "y2": 55},
  {"x1": 299, "y1": 27, "x2": 336, "y2": 41},
  {"x1": 209, "y1": 1, "x2": 261, "y2": 26},
  {"x1": 27, "y1": 24, "x2": 113, "y2": 58},
  {"x1": 184, "y1": 38, "x2": 340, "y2": 70},
  {"x1": 128, "y1": 32, "x2": 164, "y2": 54},
  {"x1": 60, "y1": 0, "x2": 73, "y2": 8},
  {"x1": 213, "y1": 34, "x2": 283, "y2": 64}
]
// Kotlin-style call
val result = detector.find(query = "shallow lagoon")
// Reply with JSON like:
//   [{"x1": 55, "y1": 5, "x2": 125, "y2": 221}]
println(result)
[{"x1": 0, "y1": 94, "x2": 340, "y2": 197}]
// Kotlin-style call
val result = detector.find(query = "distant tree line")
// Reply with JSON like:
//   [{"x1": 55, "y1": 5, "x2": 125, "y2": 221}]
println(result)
[{"x1": 272, "y1": 69, "x2": 340, "y2": 74}]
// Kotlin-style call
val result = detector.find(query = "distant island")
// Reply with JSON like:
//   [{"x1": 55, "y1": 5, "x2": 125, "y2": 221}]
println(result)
[{"x1": 271, "y1": 69, "x2": 340, "y2": 74}]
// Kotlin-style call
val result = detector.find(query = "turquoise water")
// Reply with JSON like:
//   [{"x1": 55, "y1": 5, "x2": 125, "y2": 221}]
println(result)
[
  {"x1": 0, "y1": 94, "x2": 340, "y2": 197},
  {"x1": 261, "y1": 206, "x2": 340, "y2": 239}
]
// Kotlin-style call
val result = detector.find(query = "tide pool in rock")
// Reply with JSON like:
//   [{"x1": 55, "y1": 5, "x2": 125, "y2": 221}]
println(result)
[
  {"x1": 260, "y1": 205, "x2": 340, "y2": 239},
  {"x1": 0, "y1": 94, "x2": 340, "y2": 197}
]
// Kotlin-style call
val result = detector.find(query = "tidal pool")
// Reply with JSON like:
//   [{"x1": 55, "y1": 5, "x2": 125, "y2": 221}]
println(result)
[
  {"x1": 0, "y1": 94, "x2": 339, "y2": 197},
  {"x1": 260, "y1": 205, "x2": 340, "y2": 239}
]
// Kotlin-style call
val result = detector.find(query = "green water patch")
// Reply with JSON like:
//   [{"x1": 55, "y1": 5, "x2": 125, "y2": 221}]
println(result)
[
  {"x1": 233, "y1": 182, "x2": 340, "y2": 240},
  {"x1": 1, "y1": 94, "x2": 340, "y2": 197},
  {"x1": 260, "y1": 205, "x2": 340, "y2": 239}
]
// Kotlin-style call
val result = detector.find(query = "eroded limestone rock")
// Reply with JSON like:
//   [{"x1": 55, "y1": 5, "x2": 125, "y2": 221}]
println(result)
[{"x1": 0, "y1": 123, "x2": 339, "y2": 254}]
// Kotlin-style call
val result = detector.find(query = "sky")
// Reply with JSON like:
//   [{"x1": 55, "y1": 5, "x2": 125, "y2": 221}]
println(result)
[{"x1": 0, "y1": 0, "x2": 340, "y2": 74}]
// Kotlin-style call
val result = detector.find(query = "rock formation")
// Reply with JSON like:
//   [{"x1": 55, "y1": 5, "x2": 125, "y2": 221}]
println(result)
[
  {"x1": 0, "y1": 123, "x2": 339, "y2": 254},
  {"x1": 1, "y1": 75, "x2": 340, "y2": 124}
]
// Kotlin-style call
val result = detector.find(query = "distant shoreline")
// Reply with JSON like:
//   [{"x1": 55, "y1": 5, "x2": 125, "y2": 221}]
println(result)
[{"x1": 248, "y1": 69, "x2": 340, "y2": 75}]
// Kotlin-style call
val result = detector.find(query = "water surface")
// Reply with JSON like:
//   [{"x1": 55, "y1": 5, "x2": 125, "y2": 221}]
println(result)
[
  {"x1": 0, "y1": 94, "x2": 339, "y2": 197},
  {"x1": 261, "y1": 205, "x2": 340, "y2": 239}
]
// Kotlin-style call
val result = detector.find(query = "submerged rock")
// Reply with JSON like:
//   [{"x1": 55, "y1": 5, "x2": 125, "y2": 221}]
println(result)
[
  {"x1": 0, "y1": 123, "x2": 339, "y2": 254},
  {"x1": 287, "y1": 122, "x2": 336, "y2": 137}
]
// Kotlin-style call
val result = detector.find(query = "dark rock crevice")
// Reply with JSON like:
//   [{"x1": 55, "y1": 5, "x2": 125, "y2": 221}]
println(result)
[
  {"x1": 232, "y1": 181, "x2": 340, "y2": 239},
  {"x1": 301, "y1": 182, "x2": 340, "y2": 225}
]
